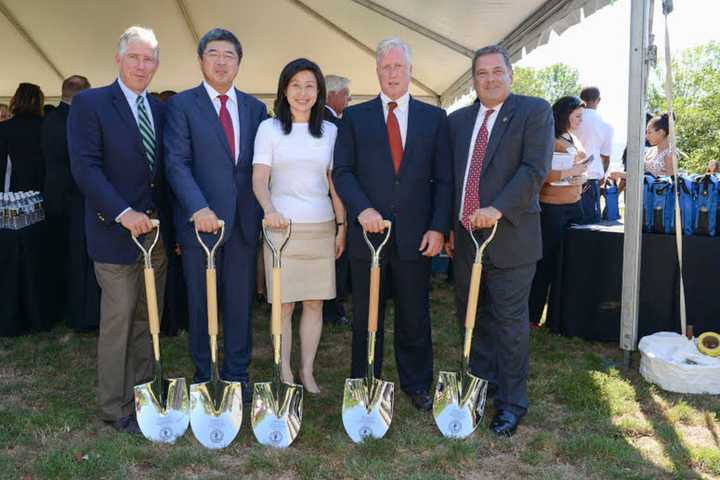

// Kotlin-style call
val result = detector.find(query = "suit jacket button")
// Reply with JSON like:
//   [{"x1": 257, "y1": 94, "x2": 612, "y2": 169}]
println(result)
[
  {"x1": 150, "y1": 182, "x2": 155, "y2": 188},
  {"x1": 146, "y1": 209, "x2": 152, "y2": 215},
  {"x1": 394, "y1": 180, "x2": 400, "y2": 185}
]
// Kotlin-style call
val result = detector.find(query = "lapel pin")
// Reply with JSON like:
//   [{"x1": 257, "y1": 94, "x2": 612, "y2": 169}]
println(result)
[{"x1": 502, "y1": 117, "x2": 508, "y2": 123}]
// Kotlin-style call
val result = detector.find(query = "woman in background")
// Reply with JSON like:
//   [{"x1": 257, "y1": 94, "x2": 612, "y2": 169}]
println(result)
[
  {"x1": 252, "y1": 58, "x2": 345, "y2": 394},
  {"x1": 528, "y1": 96, "x2": 587, "y2": 328},
  {"x1": 644, "y1": 113, "x2": 675, "y2": 176}
]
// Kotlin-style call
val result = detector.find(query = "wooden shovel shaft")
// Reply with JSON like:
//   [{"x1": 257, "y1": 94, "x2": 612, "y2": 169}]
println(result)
[
  {"x1": 143, "y1": 267, "x2": 161, "y2": 362},
  {"x1": 206, "y1": 268, "x2": 218, "y2": 364},
  {"x1": 462, "y1": 262, "x2": 483, "y2": 358},
  {"x1": 272, "y1": 267, "x2": 282, "y2": 365},
  {"x1": 368, "y1": 266, "x2": 381, "y2": 333}
]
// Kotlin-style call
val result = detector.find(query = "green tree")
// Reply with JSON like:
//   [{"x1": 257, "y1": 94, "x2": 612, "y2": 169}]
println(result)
[
  {"x1": 512, "y1": 63, "x2": 581, "y2": 104},
  {"x1": 648, "y1": 41, "x2": 720, "y2": 173}
]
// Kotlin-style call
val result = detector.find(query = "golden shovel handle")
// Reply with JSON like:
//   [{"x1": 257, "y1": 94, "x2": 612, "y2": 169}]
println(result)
[
  {"x1": 206, "y1": 268, "x2": 219, "y2": 364},
  {"x1": 368, "y1": 266, "x2": 380, "y2": 333},
  {"x1": 144, "y1": 267, "x2": 161, "y2": 363}
]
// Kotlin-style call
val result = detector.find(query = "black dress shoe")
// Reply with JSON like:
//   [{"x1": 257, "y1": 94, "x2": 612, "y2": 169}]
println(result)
[
  {"x1": 490, "y1": 410, "x2": 520, "y2": 437},
  {"x1": 407, "y1": 391, "x2": 433, "y2": 412},
  {"x1": 109, "y1": 415, "x2": 141, "y2": 435},
  {"x1": 242, "y1": 382, "x2": 252, "y2": 405}
]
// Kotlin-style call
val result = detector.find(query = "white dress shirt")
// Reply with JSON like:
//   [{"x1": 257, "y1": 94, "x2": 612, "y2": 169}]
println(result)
[
  {"x1": 574, "y1": 108, "x2": 613, "y2": 180},
  {"x1": 458, "y1": 102, "x2": 503, "y2": 221},
  {"x1": 380, "y1": 91, "x2": 409, "y2": 148},
  {"x1": 115, "y1": 77, "x2": 155, "y2": 222},
  {"x1": 203, "y1": 81, "x2": 240, "y2": 164}
]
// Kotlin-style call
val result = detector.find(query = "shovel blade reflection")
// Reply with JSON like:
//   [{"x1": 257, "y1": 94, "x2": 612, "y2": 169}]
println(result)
[
  {"x1": 251, "y1": 381, "x2": 303, "y2": 448},
  {"x1": 433, "y1": 371, "x2": 487, "y2": 439},
  {"x1": 134, "y1": 378, "x2": 190, "y2": 444},
  {"x1": 189, "y1": 380, "x2": 243, "y2": 449},
  {"x1": 341, "y1": 377, "x2": 394, "y2": 443}
]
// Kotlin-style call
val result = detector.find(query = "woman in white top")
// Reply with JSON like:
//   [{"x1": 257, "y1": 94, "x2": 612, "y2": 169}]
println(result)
[
  {"x1": 252, "y1": 58, "x2": 346, "y2": 393},
  {"x1": 644, "y1": 113, "x2": 675, "y2": 176}
]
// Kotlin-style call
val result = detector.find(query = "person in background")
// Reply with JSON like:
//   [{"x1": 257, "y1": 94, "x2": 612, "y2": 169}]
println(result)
[
  {"x1": 0, "y1": 83, "x2": 45, "y2": 192},
  {"x1": 68, "y1": 26, "x2": 169, "y2": 434},
  {"x1": 42, "y1": 75, "x2": 100, "y2": 332},
  {"x1": 574, "y1": 86, "x2": 613, "y2": 224},
  {"x1": 528, "y1": 96, "x2": 587, "y2": 328},
  {"x1": 0, "y1": 104, "x2": 11, "y2": 121},
  {"x1": 253, "y1": 58, "x2": 345, "y2": 394},
  {"x1": 707, "y1": 160, "x2": 719, "y2": 174},
  {"x1": 644, "y1": 113, "x2": 675, "y2": 176},
  {"x1": 322, "y1": 74, "x2": 352, "y2": 327}
]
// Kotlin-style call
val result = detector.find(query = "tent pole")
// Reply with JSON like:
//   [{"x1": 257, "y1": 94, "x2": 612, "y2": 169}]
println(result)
[{"x1": 620, "y1": 0, "x2": 653, "y2": 367}]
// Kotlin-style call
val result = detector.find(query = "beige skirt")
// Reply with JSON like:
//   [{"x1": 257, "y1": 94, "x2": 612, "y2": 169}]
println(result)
[{"x1": 263, "y1": 220, "x2": 336, "y2": 303}]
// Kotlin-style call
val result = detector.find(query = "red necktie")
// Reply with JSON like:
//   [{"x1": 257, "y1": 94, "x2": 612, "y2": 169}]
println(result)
[
  {"x1": 218, "y1": 94, "x2": 235, "y2": 161},
  {"x1": 386, "y1": 101, "x2": 403, "y2": 174},
  {"x1": 461, "y1": 109, "x2": 495, "y2": 229}
]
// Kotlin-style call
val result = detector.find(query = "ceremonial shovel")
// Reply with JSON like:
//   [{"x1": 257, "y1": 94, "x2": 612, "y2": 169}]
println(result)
[
  {"x1": 189, "y1": 220, "x2": 244, "y2": 449},
  {"x1": 133, "y1": 220, "x2": 190, "y2": 444},
  {"x1": 342, "y1": 220, "x2": 394, "y2": 443},
  {"x1": 433, "y1": 223, "x2": 497, "y2": 439},
  {"x1": 252, "y1": 220, "x2": 303, "y2": 448}
]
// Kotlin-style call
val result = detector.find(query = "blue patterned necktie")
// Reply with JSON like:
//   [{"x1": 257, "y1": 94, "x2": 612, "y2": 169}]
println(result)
[{"x1": 136, "y1": 95, "x2": 156, "y2": 171}]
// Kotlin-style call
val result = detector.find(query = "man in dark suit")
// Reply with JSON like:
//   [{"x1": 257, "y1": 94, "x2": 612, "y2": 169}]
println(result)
[
  {"x1": 42, "y1": 75, "x2": 100, "y2": 332},
  {"x1": 322, "y1": 74, "x2": 351, "y2": 326},
  {"x1": 68, "y1": 26, "x2": 169, "y2": 434},
  {"x1": 445, "y1": 45, "x2": 553, "y2": 436},
  {"x1": 333, "y1": 37, "x2": 451, "y2": 412},
  {"x1": 164, "y1": 29, "x2": 267, "y2": 402}
]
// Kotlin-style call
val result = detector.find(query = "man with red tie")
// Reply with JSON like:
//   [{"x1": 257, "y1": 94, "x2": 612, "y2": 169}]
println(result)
[
  {"x1": 164, "y1": 29, "x2": 267, "y2": 403},
  {"x1": 445, "y1": 45, "x2": 553, "y2": 436},
  {"x1": 333, "y1": 37, "x2": 451, "y2": 412}
]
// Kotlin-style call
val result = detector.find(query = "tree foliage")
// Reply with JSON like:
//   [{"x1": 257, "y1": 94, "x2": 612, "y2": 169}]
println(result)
[
  {"x1": 648, "y1": 42, "x2": 720, "y2": 173},
  {"x1": 512, "y1": 63, "x2": 581, "y2": 104}
]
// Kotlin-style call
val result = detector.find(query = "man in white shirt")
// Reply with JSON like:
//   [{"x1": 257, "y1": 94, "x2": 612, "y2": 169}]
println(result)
[{"x1": 575, "y1": 86, "x2": 614, "y2": 224}]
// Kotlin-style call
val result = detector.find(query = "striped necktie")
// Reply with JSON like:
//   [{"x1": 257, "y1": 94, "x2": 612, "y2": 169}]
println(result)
[{"x1": 136, "y1": 95, "x2": 156, "y2": 171}]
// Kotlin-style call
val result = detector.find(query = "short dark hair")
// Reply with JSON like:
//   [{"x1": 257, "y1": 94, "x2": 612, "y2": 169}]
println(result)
[
  {"x1": 61, "y1": 75, "x2": 90, "y2": 99},
  {"x1": 552, "y1": 96, "x2": 583, "y2": 138},
  {"x1": 472, "y1": 44, "x2": 512, "y2": 73},
  {"x1": 10, "y1": 82, "x2": 44, "y2": 116},
  {"x1": 580, "y1": 87, "x2": 600, "y2": 103},
  {"x1": 649, "y1": 113, "x2": 671, "y2": 136},
  {"x1": 197, "y1": 28, "x2": 243, "y2": 61},
  {"x1": 273, "y1": 58, "x2": 327, "y2": 139}
]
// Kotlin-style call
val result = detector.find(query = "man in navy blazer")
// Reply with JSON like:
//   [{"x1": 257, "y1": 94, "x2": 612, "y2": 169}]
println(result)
[
  {"x1": 446, "y1": 45, "x2": 553, "y2": 436},
  {"x1": 333, "y1": 37, "x2": 451, "y2": 412},
  {"x1": 68, "y1": 26, "x2": 169, "y2": 434},
  {"x1": 164, "y1": 29, "x2": 267, "y2": 401}
]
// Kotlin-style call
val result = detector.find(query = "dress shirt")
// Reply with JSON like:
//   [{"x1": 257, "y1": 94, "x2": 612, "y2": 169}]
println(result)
[
  {"x1": 574, "y1": 108, "x2": 613, "y2": 180},
  {"x1": 459, "y1": 101, "x2": 503, "y2": 221},
  {"x1": 203, "y1": 80, "x2": 240, "y2": 164},
  {"x1": 325, "y1": 105, "x2": 339, "y2": 118},
  {"x1": 115, "y1": 77, "x2": 155, "y2": 222},
  {"x1": 380, "y1": 91, "x2": 409, "y2": 148}
]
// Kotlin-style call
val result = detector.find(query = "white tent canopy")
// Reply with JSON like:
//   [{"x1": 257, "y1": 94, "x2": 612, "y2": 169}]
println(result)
[{"x1": 0, "y1": 0, "x2": 610, "y2": 107}]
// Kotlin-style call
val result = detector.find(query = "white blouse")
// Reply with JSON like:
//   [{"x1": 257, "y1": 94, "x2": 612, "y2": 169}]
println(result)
[{"x1": 253, "y1": 118, "x2": 337, "y2": 223}]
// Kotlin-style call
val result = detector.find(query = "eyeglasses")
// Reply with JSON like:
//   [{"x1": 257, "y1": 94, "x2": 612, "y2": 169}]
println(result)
[{"x1": 203, "y1": 50, "x2": 238, "y2": 62}]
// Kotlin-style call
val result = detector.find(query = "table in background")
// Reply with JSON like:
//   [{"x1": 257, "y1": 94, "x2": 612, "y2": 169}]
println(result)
[{"x1": 547, "y1": 223, "x2": 720, "y2": 342}]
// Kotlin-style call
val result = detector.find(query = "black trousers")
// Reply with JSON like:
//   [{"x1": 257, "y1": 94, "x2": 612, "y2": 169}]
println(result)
[
  {"x1": 322, "y1": 249, "x2": 350, "y2": 322},
  {"x1": 349, "y1": 244, "x2": 433, "y2": 394},
  {"x1": 528, "y1": 201, "x2": 583, "y2": 325},
  {"x1": 580, "y1": 179, "x2": 601, "y2": 224},
  {"x1": 453, "y1": 221, "x2": 535, "y2": 417}
]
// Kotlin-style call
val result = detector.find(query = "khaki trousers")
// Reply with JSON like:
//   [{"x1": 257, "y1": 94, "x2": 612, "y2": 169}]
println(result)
[{"x1": 94, "y1": 235, "x2": 167, "y2": 421}]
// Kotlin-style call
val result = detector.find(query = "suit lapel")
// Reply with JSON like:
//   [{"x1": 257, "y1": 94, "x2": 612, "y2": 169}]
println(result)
[
  {"x1": 235, "y1": 88, "x2": 247, "y2": 164},
  {"x1": 110, "y1": 81, "x2": 146, "y2": 165},
  {"x1": 370, "y1": 96, "x2": 397, "y2": 177},
  {"x1": 193, "y1": 84, "x2": 234, "y2": 164},
  {"x1": 458, "y1": 102, "x2": 480, "y2": 184},
  {"x1": 481, "y1": 94, "x2": 516, "y2": 174}
]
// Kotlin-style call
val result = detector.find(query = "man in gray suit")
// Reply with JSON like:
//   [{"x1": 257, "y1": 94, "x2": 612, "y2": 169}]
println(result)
[{"x1": 445, "y1": 45, "x2": 553, "y2": 436}]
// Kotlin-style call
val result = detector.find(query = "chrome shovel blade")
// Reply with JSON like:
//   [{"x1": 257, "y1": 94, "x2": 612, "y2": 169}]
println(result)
[
  {"x1": 134, "y1": 378, "x2": 190, "y2": 444},
  {"x1": 342, "y1": 378, "x2": 394, "y2": 443},
  {"x1": 433, "y1": 371, "x2": 487, "y2": 439},
  {"x1": 251, "y1": 382, "x2": 303, "y2": 448},
  {"x1": 189, "y1": 380, "x2": 243, "y2": 449}
]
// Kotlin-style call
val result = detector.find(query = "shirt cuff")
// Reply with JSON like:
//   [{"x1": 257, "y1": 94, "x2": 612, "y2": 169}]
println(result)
[{"x1": 115, "y1": 207, "x2": 132, "y2": 223}]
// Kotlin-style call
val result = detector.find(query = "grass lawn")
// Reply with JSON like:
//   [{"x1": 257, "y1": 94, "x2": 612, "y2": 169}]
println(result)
[{"x1": 1, "y1": 276, "x2": 719, "y2": 479}]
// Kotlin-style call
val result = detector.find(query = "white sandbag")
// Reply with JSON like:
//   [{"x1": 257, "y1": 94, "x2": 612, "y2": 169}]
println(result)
[{"x1": 638, "y1": 331, "x2": 720, "y2": 395}]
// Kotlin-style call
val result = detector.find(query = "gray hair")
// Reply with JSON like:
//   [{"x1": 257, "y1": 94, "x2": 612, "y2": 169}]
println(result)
[
  {"x1": 325, "y1": 75, "x2": 350, "y2": 93},
  {"x1": 375, "y1": 37, "x2": 412, "y2": 65},
  {"x1": 117, "y1": 26, "x2": 159, "y2": 60},
  {"x1": 197, "y1": 28, "x2": 243, "y2": 60},
  {"x1": 472, "y1": 45, "x2": 512, "y2": 72}
]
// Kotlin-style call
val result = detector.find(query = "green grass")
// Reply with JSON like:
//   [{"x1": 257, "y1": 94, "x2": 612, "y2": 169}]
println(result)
[{"x1": 0, "y1": 276, "x2": 718, "y2": 479}]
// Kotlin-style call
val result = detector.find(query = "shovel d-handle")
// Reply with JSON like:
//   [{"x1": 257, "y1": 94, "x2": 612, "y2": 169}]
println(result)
[
  {"x1": 361, "y1": 220, "x2": 392, "y2": 268},
  {"x1": 462, "y1": 224, "x2": 498, "y2": 361}
]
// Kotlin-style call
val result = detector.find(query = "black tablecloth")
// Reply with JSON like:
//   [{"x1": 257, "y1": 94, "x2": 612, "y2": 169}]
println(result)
[
  {"x1": 548, "y1": 224, "x2": 720, "y2": 341},
  {"x1": 0, "y1": 221, "x2": 52, "y2": 336}
]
